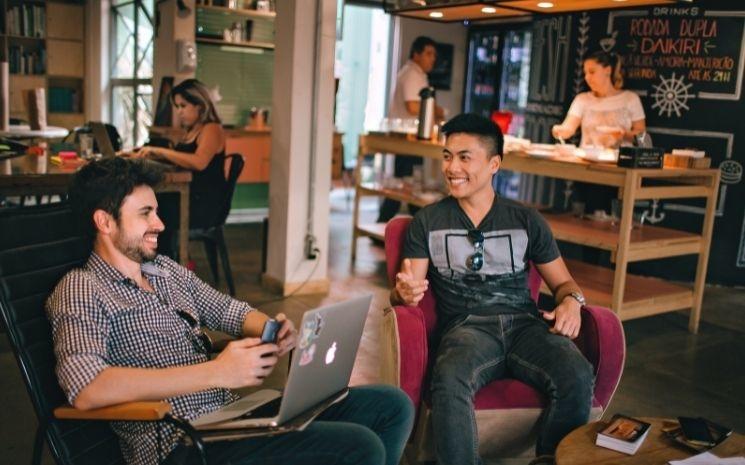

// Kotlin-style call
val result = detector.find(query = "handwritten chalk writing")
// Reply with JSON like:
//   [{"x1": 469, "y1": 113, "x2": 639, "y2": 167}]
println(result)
[
  {"x1": 653, "y1": 7, "x2": 700, "y2": 17},
  {"x1": 679, "y1": 19, "x2": 717, "y2": 38},
  {"x1": 630, "y1": 18, "x2": 670, "y2": 37},
  {"x1": 628, "y1": 68, "x2": 657, "y2": 79},
  {"x1": 648, "y1": 55, "x2": 735, "y2": 70},
  {"x1": 641, "y1": 37, "x2": 701, "y2": 54},
  {"x1": 529, "y1": 17, "x2": 571, "y2": 103},
  {"x1": 712, "y1": 71, "x2": 732, "y2": 82},
  {"x1": 627, "y1": 55, "x2": 655, "y2": 67}
]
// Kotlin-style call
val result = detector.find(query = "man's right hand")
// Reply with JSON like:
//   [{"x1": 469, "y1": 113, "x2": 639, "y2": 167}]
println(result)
[
  {"x1": 394, "y1": 258, "x2": 429, "y2": 306},
  {"x1": 212, "y1": 337, "x2": 279, "y2": 388}
]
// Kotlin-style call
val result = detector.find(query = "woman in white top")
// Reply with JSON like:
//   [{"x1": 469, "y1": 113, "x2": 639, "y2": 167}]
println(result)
[{"x1": 552, "y1": 51, "x2": 646, "y2": 148}]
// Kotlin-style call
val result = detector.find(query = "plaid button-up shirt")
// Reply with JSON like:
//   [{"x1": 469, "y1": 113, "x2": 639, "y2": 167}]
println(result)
[{"x1": 46, "y1": 253, "x2": 254, "y2": 465}]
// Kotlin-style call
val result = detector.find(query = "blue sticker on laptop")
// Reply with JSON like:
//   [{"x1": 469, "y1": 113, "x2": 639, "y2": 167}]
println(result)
[{"x1": 299, "y1": 313, "x2": 324, "y2": 349}]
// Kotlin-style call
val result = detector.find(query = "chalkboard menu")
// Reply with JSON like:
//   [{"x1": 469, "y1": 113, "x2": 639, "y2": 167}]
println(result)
[
  {"x1": 513, "y1": 1, "x2": 745, "y2": 286},
  {"x1": 610, "y1": 7, "x2": 745, "y2": 116}
]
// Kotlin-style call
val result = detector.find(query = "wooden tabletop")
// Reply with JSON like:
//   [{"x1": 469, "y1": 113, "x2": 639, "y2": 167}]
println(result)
[
  {"x1": 556, "y1": 417, "x2": 745, "y2": 464},
  {"x1": 0, "y1": 124, "x2": 69, "y2": 139}
]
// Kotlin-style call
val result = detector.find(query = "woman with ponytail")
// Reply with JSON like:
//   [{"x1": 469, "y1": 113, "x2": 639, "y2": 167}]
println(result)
[{"x1": 552, "y1": 51, "x2": 646, "y2": 148}]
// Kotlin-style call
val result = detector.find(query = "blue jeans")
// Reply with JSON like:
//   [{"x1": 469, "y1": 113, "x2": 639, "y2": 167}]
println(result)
[
  {"x1": 165, "y1": 385, "x2": 414, "y2": 465},
  {"x1": 430, "y1": 313, "x2": 594, "y2": 465}
]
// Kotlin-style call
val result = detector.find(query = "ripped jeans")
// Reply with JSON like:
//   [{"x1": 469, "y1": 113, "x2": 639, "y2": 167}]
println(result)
[{"x1": 430, "y1": 313, "x2": 594, "y2": 465}]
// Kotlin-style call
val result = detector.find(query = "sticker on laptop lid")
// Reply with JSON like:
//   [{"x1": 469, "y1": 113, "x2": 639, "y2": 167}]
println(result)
[
  {"x1": 299, "y1": 343, "x2": 316, "y2": 366},
  {"x1": 298, "y1": 313, "x2": 324, "y2": 349}
]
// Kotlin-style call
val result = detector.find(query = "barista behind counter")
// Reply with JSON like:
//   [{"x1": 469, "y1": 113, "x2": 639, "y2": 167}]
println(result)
[
  {"x1": 551, "y1": 50, "x2": 647, "y2": 221},
  {"x1": 552, "y1": 51, "x2": 646, "y2": 148},
  {"x1": 378, "y1": 36, "x2": 447, "y2": 224}
]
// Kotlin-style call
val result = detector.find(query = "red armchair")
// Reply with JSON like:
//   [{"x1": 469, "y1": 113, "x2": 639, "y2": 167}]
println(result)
[{"x1": 380, "y1": 216, "x2": 625, "y2": 462}]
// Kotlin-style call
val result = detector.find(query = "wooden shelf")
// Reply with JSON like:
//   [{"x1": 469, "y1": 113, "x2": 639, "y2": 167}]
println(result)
[
  {"x1": 4, "y1": 1, "x2": 86, "y2": 129},
  {"x1": 355, "y1": 223, "x2": 386, "y2": 242},
  {"x1": 543, "y1": 212, "x2": 703, "y2": 261},
  {"x1": 541, "y1": 259, "x2": 693, "y2": 320},
  {"x1": 196, "y1": 37, "x2": 274, "y2": 51},
  {"x1": 196, "y1": 5, "x2": 276, "y2": 20},
  {"x1": 358, "y1": 182, "x2": 444, "y2": 208}
]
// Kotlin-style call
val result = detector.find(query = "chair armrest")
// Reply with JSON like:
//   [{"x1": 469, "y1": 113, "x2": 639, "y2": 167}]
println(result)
[
  {"x1": 576, "y1": 305, "x2": 626, "y2": 410},
  {"x1": 380, "y1": 305, "x2": 428, "y2": 409},
  {"x1": 54, "y1": 401, "x2": 172, "y2": 421}
]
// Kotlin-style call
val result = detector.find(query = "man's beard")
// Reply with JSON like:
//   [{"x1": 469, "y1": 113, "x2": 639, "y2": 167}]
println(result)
[{"x1": 114, "y1": 231, "x2": 158, "y2": 263}]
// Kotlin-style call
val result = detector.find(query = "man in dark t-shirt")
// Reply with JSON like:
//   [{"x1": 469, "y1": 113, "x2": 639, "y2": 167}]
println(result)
[{"x1": 391, "y1": 114, "x2": 594, "y2": 465}]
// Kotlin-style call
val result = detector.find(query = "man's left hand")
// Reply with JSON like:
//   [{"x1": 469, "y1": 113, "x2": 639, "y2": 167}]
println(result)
[
  {"x1": 274, "y1": 313, "x2": 297, "y2": 356},
  {"x1": 542, "y1": 297, "x2": 582, "y2": 339}
]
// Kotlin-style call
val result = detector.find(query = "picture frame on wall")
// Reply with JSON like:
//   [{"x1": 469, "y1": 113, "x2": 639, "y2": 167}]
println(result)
[{"x1": 429, "y1": 42, "x2": 453, "y2": 90}]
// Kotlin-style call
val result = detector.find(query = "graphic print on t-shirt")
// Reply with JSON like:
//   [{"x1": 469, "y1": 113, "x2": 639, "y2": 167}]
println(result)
[{"x1": 428, "y1": 228, "x2": 529, "y2": 278}]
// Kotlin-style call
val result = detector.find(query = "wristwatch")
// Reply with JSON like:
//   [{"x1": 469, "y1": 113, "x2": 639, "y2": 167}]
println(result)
[{"x1": 567, "y1": 291, "x2": 586, "y2": 307}]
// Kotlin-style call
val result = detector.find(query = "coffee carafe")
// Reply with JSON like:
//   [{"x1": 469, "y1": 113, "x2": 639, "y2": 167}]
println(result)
[{"x1": 417, "y1": 86, "x2": 436, "y2": 140}]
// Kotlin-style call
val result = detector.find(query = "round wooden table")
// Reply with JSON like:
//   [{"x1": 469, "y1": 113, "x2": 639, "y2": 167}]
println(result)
[{"x1": 556, "y1": 417, "x2": 745, "y2": 464}]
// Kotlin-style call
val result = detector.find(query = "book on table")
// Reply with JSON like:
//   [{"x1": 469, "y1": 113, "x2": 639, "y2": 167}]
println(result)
[{"x1": 595, "y1": 414, "x2": 652, "y2": 455}]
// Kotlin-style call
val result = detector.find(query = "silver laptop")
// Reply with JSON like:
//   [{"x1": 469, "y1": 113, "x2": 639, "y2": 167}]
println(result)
[
  {"x1": 191, "y1": 295, "x2": 372, "y2": 430},
  {"x1": 90, "y1": 122, "x2": 117, "y2": 158}
]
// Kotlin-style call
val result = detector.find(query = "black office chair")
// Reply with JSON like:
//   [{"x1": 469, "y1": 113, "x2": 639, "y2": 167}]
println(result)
[
  {"x1": 0, "y1": 203, "x2": 206, "y2": 465},
  {"x1": 189, "y1": 153, "x2": 245, "y2": 296}
]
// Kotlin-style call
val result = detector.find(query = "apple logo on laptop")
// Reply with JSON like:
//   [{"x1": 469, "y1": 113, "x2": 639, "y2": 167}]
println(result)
[{"x1": 325, "y1": 342, "x2": 337, "y2": 365}]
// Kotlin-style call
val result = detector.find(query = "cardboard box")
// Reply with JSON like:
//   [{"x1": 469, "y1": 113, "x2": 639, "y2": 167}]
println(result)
[{"x1": 663, "y1": 154, "x2": 712, "y2": 169}]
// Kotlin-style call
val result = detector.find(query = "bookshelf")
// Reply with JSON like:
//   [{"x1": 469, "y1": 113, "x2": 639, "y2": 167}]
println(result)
[{"x1": 1, "y1": 0, "x2": 86, "y2": 130}]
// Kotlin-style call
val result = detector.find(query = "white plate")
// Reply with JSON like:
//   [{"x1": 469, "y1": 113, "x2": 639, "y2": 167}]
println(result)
[
  {"x1": 555, "y1": 144, "x2": 577, "y2": 157},
  {"x1": 577, "y1": 147, "x2": 618, "y2": 162}
]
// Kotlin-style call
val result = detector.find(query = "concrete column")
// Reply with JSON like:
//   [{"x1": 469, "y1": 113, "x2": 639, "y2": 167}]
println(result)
[
  {"x1": 85, "y1": 0, "x2": 110, "y2": 121},
  {"x1": 263, "y1": 0, "x2": 336, "y2": 295},
  {"x1": 153, "y1": 0, "x2": 196, "y2": 95}
]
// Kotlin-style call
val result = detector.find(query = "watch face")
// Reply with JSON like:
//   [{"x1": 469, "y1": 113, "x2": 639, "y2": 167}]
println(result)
[{"x1": 571, "y1": 292, "x2": 586, "y2": 305}]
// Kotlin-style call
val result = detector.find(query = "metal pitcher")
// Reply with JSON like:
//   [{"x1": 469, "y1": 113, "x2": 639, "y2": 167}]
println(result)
[{"x1": 417, "y1": 86, "x2": 436, "y2": 140}]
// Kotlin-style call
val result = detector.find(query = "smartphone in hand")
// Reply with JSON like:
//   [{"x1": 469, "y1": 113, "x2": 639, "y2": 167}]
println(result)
[{"x1": 260, "y1": 319, "x2": 280, "y2": 344}]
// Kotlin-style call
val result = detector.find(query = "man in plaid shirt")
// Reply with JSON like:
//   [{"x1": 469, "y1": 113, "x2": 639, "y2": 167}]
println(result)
[{"x1": 46, "y1": 158, "x2": 413, "y2": 465}]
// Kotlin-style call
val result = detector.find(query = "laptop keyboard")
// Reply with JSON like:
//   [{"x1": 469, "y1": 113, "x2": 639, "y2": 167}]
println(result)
[{"x1": 238, "y1": 396, "x2": 282, "y2": 419}]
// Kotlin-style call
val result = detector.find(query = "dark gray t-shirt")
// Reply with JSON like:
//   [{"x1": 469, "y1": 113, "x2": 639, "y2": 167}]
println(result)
[{"x1": 403, "y1": 196, "x2": 560, "y2": 326}]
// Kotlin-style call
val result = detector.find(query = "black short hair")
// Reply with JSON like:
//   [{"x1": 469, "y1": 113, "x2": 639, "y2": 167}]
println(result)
[
  {"x1": 68, "y1": 157, "x2": 164, "y2": 241},
  {"x1": 441, "y1": 113, "x2": 504, "y2": 159},
  {"x1": 409, "y1": 36, "x2": 437, "y2": 59}
]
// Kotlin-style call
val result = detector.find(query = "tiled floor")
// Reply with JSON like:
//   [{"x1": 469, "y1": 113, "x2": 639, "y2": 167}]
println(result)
[{"x1": 2, "y1": 189, "x2": 744, "y2": 464}]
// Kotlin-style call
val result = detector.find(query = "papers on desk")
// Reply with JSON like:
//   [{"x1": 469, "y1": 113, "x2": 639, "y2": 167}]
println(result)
[{"x1": 670, "y1": 452, "x2": 745, "y2": 465}]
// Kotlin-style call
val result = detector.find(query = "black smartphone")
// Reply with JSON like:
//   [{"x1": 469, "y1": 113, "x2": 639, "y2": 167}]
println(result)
[
  {"x1": 678, "y1": 417, "x2": 715, "y2": 446},
  {"x1": 260, "y1": 319, "x2": 280, "y2": 344}
]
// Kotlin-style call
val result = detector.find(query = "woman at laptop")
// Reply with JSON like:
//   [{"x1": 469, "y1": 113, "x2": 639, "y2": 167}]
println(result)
[{"x1": 131, "y1": 78, "x2": 228, "y2": 257}]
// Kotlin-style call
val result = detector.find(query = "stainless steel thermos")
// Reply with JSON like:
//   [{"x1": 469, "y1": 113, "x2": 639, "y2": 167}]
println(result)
[{"x1": 417, "y1": 86, "x2": 436, "y2": 140}]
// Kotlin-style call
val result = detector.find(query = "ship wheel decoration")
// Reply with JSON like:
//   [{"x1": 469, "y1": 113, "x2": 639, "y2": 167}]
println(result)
[{"x1": 651, "y1": 73, "x2": 695, "y2": 118}]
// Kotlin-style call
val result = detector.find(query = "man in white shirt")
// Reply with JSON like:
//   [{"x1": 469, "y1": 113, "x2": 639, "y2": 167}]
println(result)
[{"x1": 378, "y1": 36, "x2": 446, "y2": 223}]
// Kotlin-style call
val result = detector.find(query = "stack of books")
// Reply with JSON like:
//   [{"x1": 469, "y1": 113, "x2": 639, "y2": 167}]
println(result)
[{"x1": 595, "y1": 414, "x2": 651, "y2": 455}]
